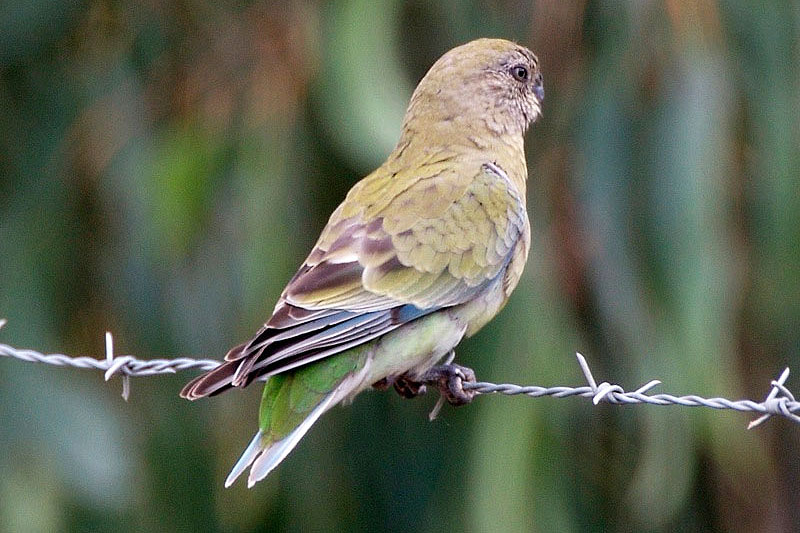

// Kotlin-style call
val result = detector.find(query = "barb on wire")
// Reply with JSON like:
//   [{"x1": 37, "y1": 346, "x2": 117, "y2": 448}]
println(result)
[
  {"x1": 0, "y1": 319, "x2": 221, "y2": 401},
  {"x1": 0, "y1": 319, "x2": 798, "y2": 427}
]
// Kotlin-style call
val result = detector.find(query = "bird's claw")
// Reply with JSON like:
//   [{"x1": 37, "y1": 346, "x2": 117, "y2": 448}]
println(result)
[
  {"x1": 372, "y1": 362, "x2": 476, "y2": 406},
  {"x1": 393, "y1": 376, "x2": 428, "y2": 399},
  {"x1": 371, "y1": 376, "x2": 428, "y2": 398},
  {"x1": 371, "y1": 377, "x2": 391, "y2": 391},
  {"x1": 421, "y1": 363, "x2": 476, "y2": 406}
]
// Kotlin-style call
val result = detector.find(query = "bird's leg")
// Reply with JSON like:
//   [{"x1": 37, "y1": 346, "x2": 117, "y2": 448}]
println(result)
[
  {"x1": 372, "y1": 351, "x2": 477, "y2": 405},
  {"x1": 420, "y1": 359, "x2": 476, "y2": 406},
  {"x1": 393, "y1": 376, "x2": 428, "y2": 399},
  {"x1": 371, "y1": 377, "x2": 392, "y2": 391},
  {"x1": 371, "y1": 376, "x2": 428, "y2": 398}
]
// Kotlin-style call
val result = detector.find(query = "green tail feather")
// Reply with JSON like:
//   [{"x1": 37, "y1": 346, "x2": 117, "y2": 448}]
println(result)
[{"x1": 226, "y1": 345, "x2": 369, "y2": 487}]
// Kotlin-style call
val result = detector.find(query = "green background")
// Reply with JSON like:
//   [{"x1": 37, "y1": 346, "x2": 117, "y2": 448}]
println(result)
[{"x1": 1, "y1": 1, "x2": 798, "y2": 531}]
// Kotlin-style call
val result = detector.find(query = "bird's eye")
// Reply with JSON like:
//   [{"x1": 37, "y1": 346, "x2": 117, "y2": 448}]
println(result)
[{"x1": 511, "y1": 65, "x2": 529, "y2": 82}]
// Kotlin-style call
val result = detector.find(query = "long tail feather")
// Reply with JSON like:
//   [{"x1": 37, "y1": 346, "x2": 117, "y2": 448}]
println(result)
[
  {"x1": 223, "y1": 389, "x2": 338, "y2": 488},
  {"x1": 224, "y1": 431, "x2": 268, "y2": 488},
  {"x1": 247, "y1": 391, "x2": 337, "y2": 487},
  {"x1": 225, "y1": 368, "x2": 366, "y2": 487}
]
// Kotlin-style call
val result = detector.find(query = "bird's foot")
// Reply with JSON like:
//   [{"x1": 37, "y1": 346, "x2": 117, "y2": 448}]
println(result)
[
  {"x1": 371, "y1": 356, "x2": 476, "y2": 407},
  {"x1": 371, "y1": 376, "x2": 427, "y2": 399},
  {"x1": 371, "y1": 377, "x2": 391, "y2": 391},
  {"x1": 420, "y1": 363, "x2": 476, "y2": 406},
  {"x1": 393, "y1": 376, "x2": 428, "y2": 399}
]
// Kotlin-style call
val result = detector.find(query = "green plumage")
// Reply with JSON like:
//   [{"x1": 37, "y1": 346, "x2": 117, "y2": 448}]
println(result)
[{"x1": 259, "y1": 346, "x2": 368, "y2": 441}]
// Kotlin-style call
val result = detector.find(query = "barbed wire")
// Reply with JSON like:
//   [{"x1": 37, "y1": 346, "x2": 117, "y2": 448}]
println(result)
[{"x1": 1, "y1": 318, "x2": 798, "y2": 428}]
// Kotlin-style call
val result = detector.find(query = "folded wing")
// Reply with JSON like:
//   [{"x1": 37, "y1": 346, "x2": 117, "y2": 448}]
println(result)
[{"x1": 180, "y1": 161, "x2": 527, "y2": 399}]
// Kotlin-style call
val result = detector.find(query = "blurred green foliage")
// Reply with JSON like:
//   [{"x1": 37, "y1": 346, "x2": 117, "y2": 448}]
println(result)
[{"x1": 1, "y1": 1, "x2": 799, "y2": 531}]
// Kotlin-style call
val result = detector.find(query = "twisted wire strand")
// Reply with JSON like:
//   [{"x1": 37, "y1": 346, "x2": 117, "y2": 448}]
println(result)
[{"x1": 1, "y1": 319, "x2": 797, "y2": 427}]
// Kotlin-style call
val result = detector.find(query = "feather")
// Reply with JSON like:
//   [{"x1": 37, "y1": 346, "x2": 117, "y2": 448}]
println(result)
[
  {"x1": 180, "y1": 359, "x2": 239, "y2": 399},
  {"x1": 224, "y1": 371, "x2": 362, "y2": 488},
  {"x1": 246, "y1": 390, "x2": 336, "y2": 487}
]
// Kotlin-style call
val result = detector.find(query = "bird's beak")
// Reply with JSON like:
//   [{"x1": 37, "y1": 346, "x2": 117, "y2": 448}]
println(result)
[{"x1": 533, "y1": 73, "x2": 544, "y2": 103}]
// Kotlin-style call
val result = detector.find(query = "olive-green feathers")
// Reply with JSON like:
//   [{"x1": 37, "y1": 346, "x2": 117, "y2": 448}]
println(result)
[{"x1": 285, "y1": 162, "x2": 527, "y2": 311}]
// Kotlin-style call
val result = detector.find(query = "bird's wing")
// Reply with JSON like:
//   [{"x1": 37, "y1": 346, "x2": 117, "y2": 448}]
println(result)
[
  {"x1": 286, "y1": 160, "x2": 527, "y2": 309},
  {"x1": 180, "y1": 161, "x2": 527, "y2": 398}
]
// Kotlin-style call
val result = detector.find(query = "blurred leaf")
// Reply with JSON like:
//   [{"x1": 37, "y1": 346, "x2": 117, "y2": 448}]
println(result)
[
  {"x1": 146, "y1": 121, "x2": 226, "y2": 261},
  {"x1": 314, "y1": 0, "x2": 411, "y2": 170}
]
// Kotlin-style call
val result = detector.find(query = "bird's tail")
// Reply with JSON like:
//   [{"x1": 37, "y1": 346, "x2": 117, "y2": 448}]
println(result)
[
  {"x1": 225, "y1": 360, "x2": 367, "y2": 488},
  {"x1": 225, "y1": 388, "x2": 337, "y2": 488}
]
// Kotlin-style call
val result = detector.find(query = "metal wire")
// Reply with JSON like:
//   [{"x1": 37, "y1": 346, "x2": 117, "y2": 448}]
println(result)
[{"x1": 1, "y1": 318, "x2": 797, "y2": 427}]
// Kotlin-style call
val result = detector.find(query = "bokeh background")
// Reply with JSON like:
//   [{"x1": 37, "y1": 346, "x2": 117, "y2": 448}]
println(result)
[{"x1": 1, "y1": 0, "x2": 799, "y2": 531}]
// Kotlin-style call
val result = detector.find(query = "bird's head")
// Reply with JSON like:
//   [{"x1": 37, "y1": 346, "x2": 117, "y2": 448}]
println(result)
[{"x1": 403, "y1": 38, "x2": 544, "y2": 138}]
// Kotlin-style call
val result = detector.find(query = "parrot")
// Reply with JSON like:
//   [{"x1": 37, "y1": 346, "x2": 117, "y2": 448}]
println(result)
[{"x1": 181, "y1": 37, "x2": 544, "y2": 488}]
